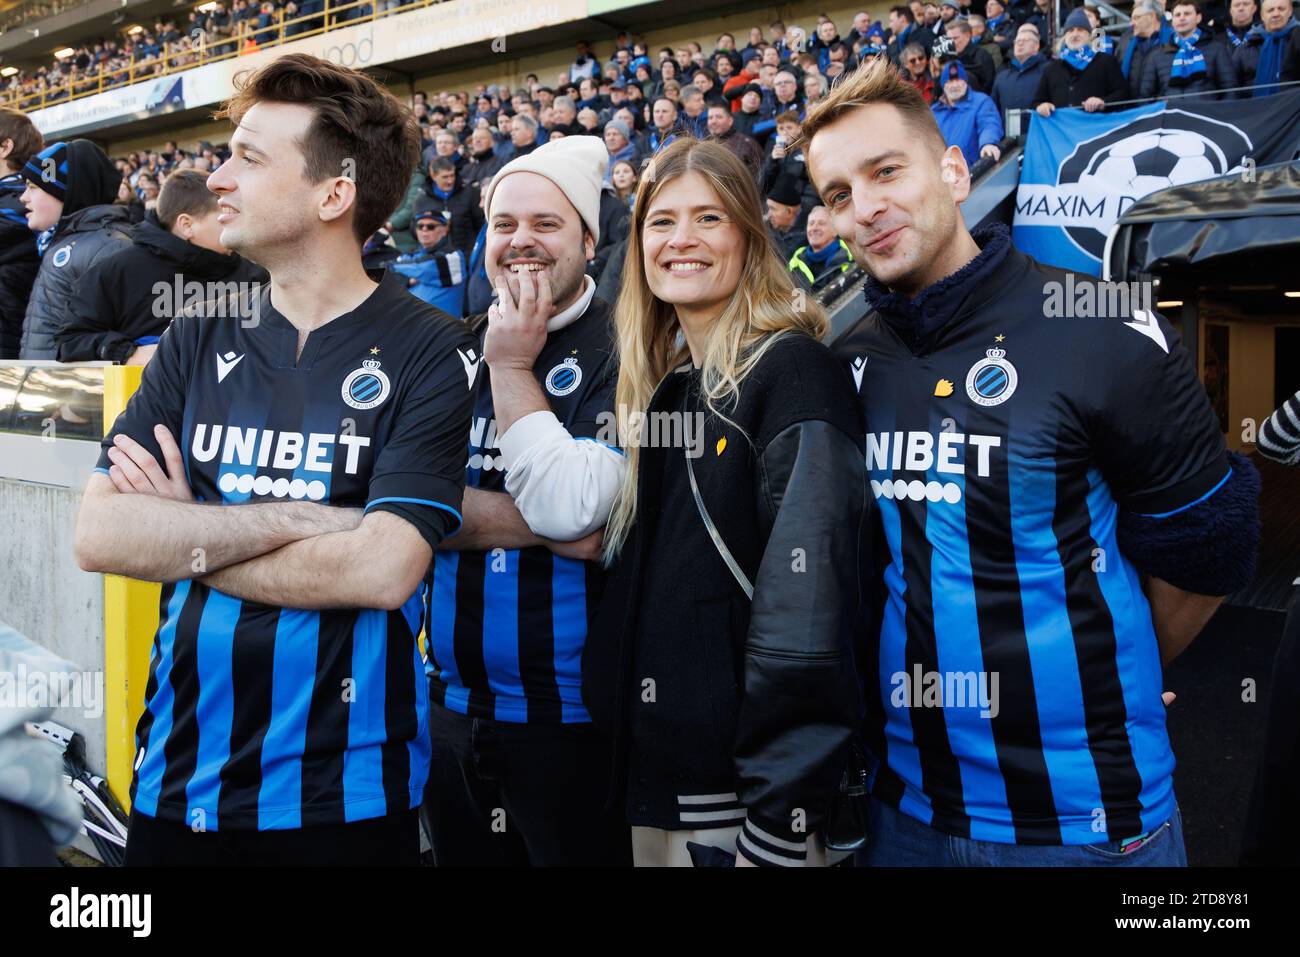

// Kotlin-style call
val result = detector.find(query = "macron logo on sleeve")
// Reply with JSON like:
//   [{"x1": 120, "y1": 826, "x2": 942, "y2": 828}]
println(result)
[
  {"x1": 1124, "y1": 310, "x2": 1169, "y2": 354},
  {"x1": 458, "y1": 347, "x2": 482, "y2": 390},
  {"x1": 216, "y1": 351, "x2": 245, "y2": 383}
]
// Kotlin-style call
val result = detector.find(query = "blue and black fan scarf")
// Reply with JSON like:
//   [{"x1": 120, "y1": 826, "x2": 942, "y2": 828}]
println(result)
[
  {"x1": 1061, "y1": 43, "x2": 1097, "y2": 72},
  {"x1": 1169, "y1": 29, "x2": 1208, "y2": 84}
]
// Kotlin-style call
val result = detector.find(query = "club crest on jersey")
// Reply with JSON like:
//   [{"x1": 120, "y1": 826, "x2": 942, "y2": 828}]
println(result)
[
  {"x1": 51, "y1": 244, "x2": 72, "y2": 268},
  {"x1": 342, "y1": 358, "x2": 391, "y2": 411},
  {"x1": 545, "y1": 357, "x2": 582, "y2": 397},
  {"x1": 965, "y1": 347, "x2": 1018, "y2": 407}
]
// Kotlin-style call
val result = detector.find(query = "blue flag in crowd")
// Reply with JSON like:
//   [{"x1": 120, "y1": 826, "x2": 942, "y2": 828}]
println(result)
[{"x1": 1012, "y1": 91, "x2": 1300, "y2": 275}]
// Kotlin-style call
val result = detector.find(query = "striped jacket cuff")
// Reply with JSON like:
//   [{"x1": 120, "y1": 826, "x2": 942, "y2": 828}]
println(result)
[
  {"x1": 1259, "y1": 396, "x2": 1300, "y2": 466},
  {"x1": 736, "y1": 818, "x2": 809, "y2": 867},
  {"x1": 675, "y1": 792, "x2": 747, "y2": 827}
]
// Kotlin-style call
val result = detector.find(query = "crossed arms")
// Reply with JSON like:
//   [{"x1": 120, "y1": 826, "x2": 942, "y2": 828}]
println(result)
[{"x1": 75, "y1": 429, "x2": 432, "y2": 611}]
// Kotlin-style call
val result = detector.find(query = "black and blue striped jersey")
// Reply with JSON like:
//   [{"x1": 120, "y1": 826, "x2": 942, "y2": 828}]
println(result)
[
  {"x1": 426, "y1": 296, "x2": 618, "y2": 724},
  {"x1": 833, "y1": 244, "x2": 1229, "y2": 845},
  {"x1": 96, "y1": 270, "x2": 477, "y2": 831}
]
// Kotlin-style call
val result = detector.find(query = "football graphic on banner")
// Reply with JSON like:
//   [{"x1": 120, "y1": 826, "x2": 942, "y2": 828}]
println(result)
[{"x1": 1013, "y1": 91, "x2": 1300, "y2": 275}]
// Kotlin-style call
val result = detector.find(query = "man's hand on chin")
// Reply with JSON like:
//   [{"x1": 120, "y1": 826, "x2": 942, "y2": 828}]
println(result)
[{"x1": 484, "y1": 268, "x2": 551, "y2": 372}]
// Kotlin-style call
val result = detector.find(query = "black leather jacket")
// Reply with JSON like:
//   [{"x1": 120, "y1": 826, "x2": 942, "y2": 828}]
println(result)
[{"x1": 583, "y1": 331, "x2": 869, "y2": 865}]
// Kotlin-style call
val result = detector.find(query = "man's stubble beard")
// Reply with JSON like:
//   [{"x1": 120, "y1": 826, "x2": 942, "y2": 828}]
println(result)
[{"x1": 551, "y1": 257, "x2": 588, "y2": 312}]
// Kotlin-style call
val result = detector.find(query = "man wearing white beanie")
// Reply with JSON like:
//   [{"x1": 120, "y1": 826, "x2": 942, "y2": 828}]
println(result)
[{"x1": 422, "y1": 135, "x2": 632, "y2": 865}]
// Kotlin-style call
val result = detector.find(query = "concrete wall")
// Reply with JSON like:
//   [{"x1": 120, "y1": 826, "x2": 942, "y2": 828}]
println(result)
[{"x1": 0, "y1": 477, "x2": 107, "y2": 777}]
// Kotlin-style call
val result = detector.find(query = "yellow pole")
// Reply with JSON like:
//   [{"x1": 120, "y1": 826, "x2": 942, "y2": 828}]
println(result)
[{"x1": 100, "y1": 365, "x2": 159, "y2": 811}]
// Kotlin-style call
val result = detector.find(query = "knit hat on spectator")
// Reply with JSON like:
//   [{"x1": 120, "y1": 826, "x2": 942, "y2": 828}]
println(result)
[
  {"x1": 767, "y1": 176, "x2": 802, "y2": 207},
  {"x1": 1063, "y1": 8, "x2": 1093, "y2": 32},
  {"x1": 21, "y1": 142, "x2": 69, "y2": 203},
  {"x1": 940, "y1": 0, "x2": 962, "y2": 11},
  {"x1": 21, "y1": 139, "x2": 120, "y2": 213},
  {"x1": 484, "y1": 135, "x2": 609, "y2": 244},
  {"x1": 606, "y1": 118, "x2": 633, "y2": 142},
  {"x1": 942, "y1": 60, "x2": 970, "y2": 85}
]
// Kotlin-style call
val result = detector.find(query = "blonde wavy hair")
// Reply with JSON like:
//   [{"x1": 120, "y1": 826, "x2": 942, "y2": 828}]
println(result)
[{"x1": 602, "y1": 137, "x2": 827, "y2": 562}]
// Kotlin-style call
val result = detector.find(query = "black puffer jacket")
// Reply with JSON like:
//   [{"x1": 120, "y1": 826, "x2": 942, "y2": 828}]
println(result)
[
  {"x1": 20, "y1": 140, "x2": 132, "y2": 359},
  {"x1": 0, "y1": 173, "x2": 38, "y2": 359},
  {"x1": 55, "y1": 211, "x2": 267, "y2": 363},
  {"x1": 583, "y1": 332, "x2": 870, "y2": 866},
  {"x1": 1232, "y1": 20, "x2": 1300, "y2": 88},
  {"x1": 20, "y1": 205, "x2": 132, "y2": 359},
  {"x1": 1136, "y1": 30, "x2": 1237, "y2": 99}
]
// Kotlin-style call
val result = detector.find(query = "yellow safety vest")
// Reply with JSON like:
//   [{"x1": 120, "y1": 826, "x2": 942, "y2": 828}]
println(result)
[{"x1": 788, "y1": 239, "x2": 852, "y2": 284}]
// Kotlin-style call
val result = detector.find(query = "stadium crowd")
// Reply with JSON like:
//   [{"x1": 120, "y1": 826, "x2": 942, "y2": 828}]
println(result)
[
  {"x1": 0, "y1": 0, "x2": 1296, "y2": 873},
  {"x1": 0, "y1": 1, "x2": 425, "y2": 109},
  {"x1": 2, "y1": 0, "x2": 1299, "y2": 360},
  {"x1": 25, "y1": 46, "x2": 1285, "y2": 872}
]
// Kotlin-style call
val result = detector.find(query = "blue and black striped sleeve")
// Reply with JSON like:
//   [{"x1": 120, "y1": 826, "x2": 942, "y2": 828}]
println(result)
[
  {"x1": 1090, "y1": 309, "x2": 1259, "y2": 594},
  {"x1": 365, "y1": 323, "x2": 477, "y2": 550},
  {"x1": 1089, "y1": 309, "x2": 1229, "y2": 515}
]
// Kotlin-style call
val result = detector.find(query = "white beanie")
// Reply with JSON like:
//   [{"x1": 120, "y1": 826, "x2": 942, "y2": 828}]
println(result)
[{"x1": 483, "y1": 135, "x2": 609, "y2": 245}]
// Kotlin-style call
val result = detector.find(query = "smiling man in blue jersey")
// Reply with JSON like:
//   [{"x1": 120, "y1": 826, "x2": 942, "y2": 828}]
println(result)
[
  {"x1": 73, "y1": 54, "x2": 477, "y2": 866},
  {"x1": 422, "y1": 135, "x2": 632, "y2": 866},
  {"x1": 801, "y1": 59, "x2": 1261, "y2": 866}
]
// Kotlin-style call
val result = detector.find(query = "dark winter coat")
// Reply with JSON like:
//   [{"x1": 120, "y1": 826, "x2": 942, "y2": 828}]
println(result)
[
  {"x1": 1137, "y1": 31, "x2": 1237, "y2": 100},
  {"x1": 0, "y1": 173, "x2": 38, "y2": 359},
  {"x1": 55, "y1": 212, "x2": 266, "y2": 363},
  {"x1": 1032, "y1": 51, "x2": 1129, "y2": 109}
]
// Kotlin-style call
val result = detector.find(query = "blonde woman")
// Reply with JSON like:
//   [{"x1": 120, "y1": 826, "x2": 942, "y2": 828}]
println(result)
[{"x1": 582, "y1": 138, "x2": 869, "y2": 867}]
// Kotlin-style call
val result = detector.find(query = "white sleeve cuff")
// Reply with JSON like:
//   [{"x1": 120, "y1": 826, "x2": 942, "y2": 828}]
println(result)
[
  {"x1": 498, "y1": 410, "x2": 568, "y2": 472},
  {"x1": 497, "y1": 410, "x2": 625, "y2": 541}
]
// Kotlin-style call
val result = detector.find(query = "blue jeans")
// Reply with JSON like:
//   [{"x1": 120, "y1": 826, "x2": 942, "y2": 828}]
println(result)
[{"x1": 857, "y1": 798, "x2": 1187, "y2": 867}]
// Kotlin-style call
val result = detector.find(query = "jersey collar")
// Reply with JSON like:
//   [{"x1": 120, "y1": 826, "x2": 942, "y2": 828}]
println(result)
[
  {"x1": 547, "y1": 275, "x2": 597, "y2": 333},
  {"x1": 864, "y1": 223, "x2": 1012, "y2": 354},
  {"x1": 258, "y1": 267, "x2": 407, "y2": 334}
]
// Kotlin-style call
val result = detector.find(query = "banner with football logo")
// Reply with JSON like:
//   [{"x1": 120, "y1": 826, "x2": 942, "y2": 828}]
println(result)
[{"x1": 1012, "y1": 90, "x2": 1300, "y2": 275}]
